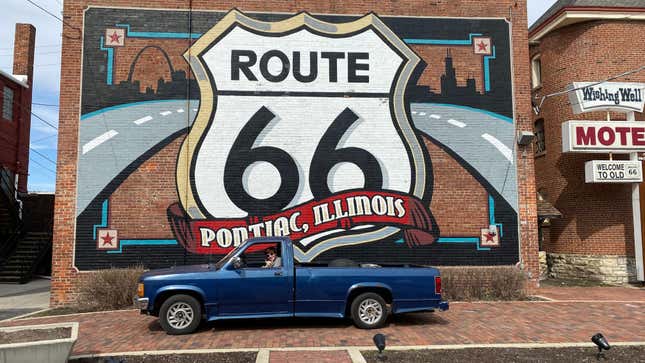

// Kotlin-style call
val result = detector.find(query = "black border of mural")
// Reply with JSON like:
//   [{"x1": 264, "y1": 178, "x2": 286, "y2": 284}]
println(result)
[{"x1": 75, "y1": 7, "x2": 517, "y2": 270}]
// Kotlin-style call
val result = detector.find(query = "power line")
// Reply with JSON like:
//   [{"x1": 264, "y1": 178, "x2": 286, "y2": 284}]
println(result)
[
  {"x1": 25, "y1": 0, "x2": 80, "y2": 38},
  {"x1": 31, "y1": 112, "x2": 58, "y2": 130},
  {"x1": 29, "y1": 157, "x2": 56, "y2": 174},
  {"x1": 1, "y1": 87, "x2": 60, "y2": 131},
  {"x1": 535, "y1": 64, "x2": 645, "y2": 112},
  {"x1": 0, "y1": 62, "x2": 60, "y2": 68},
  {"x1": 32, "y1": 134, "x2": 57, "y2": 143},
  {"x1": 33, "y1": 102, "x2": 59, "y2": 107},
  {"x1": 0, "y1": 50, "x2": 61, "y2": 57},
  {"x1": 29, "y1": 147, "x2": 57, "y2": 165},
  {"x1": 0, "y1": 43, "x2": 61, "y2": 51},
  {"x1": 25, "y1": 0, "x2": 64, "y2": 25}
]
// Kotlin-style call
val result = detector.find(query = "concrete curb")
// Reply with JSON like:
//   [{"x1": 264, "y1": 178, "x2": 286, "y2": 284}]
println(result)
[
  {"x1": 68, "y1": 341, "x2": 645, "y2": 360},
  {"x1": 0, "y1": 322, "x2": 79, "y2": 363},
  {"x1": 0, "y1": 308, "x2": 53, "y2": 322},
  {"x1": 255, "y1": 348, "x2": 269, "y2": 363},
  {"x1": 3, "y1": 308, "x2": 138, "y2": 322}
]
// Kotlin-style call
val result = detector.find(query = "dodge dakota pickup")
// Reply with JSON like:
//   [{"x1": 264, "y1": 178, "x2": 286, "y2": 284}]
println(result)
[{"x1": 135, "y1": 237, "x2": 448, "y2": 334}]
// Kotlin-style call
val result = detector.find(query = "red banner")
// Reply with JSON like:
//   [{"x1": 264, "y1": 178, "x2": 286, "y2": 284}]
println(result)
[{"x1": 168, "y1": 190, "x2": 436, "y2": 254}]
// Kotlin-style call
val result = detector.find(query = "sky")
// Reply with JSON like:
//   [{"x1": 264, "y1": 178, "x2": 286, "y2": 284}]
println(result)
[{"x1": 0, "y1": 0, "x2": 557, "y2": 192}]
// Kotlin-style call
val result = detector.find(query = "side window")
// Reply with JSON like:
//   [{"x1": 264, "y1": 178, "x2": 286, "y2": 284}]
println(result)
[
  {"x1": 240, "y1": 242, "x2": 282, "y2": 268},
  {"x1": 534, "y1": 119, "x2": 546, "y2": 155},
  {"x1": 531, "y1": 55, "x2": 542, "y2": 89},
  {"x1": 2, "y1": 86, "x2": 13, "y2": 121}
]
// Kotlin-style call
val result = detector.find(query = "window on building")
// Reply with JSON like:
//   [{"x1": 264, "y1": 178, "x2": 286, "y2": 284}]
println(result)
[
  {"x1": 2, "y1": 86, "x2": 13, "y2": 121},
  {"x1": 531, "y1": 55, "x2": 541, "y2": 89},
  {"x1": 534, "y1": 119, "x2": 546, "y2": 155}
]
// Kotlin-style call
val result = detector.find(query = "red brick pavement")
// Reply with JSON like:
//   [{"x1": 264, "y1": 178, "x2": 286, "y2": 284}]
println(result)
[
  {"x1": 535, "y1": 286, "x2": 645, "y2": 301},
  {"x1": 2, "y1": 300, "x2": 644, "y2": 356}
]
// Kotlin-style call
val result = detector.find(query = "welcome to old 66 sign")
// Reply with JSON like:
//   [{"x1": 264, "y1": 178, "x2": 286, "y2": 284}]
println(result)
[{"x1": 169, "y1": 11, "x2": 436, "y2": 262}]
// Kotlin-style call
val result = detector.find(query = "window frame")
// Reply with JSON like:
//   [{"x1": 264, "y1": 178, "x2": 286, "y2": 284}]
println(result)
[
  {"x1": 531, "y1": 55, "x2": 542, "y2": 90},
  {"x1": 534, "y1": 118, "x2": 546, "y2": 156},
  {"x1": 2, "y1": 86, "x2": 14, "y2": 121}
]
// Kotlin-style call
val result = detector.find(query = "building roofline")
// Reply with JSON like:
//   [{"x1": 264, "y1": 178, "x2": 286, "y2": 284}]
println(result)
[
  {"x1": 529, "y1": 6, "x2": 645, "y2": 41},
  {"x1": 0, "y1": 68, "x2": 29, "y2": 88}
]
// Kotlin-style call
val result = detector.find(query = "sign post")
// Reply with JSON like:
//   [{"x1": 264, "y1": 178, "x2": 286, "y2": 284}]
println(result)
[
  {"x1": 564, "y1": 82, "x2": 645, "y2": 281},
  {"x1": 627, "y1": 111, "x2": 645, "y2": 282}
]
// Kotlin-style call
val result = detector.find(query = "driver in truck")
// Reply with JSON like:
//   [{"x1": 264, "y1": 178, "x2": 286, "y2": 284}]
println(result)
[{"x1": 263, "y1": 246, "x2": 282, "y2": 268}]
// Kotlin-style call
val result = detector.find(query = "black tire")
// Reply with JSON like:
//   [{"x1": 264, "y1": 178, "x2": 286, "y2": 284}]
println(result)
[
  {"x1": 159, "y1": 294, "x2": 202, "y2": 335},
  {"x1": 350, "y1": 292, "x2": 388, "y2": 329}
]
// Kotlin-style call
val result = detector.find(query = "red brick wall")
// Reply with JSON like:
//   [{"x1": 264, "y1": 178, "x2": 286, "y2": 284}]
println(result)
[
  {"x1": 531, "y1": 20, "x2": 645, "y2": 257},
  {"x1": 52, "y1": 0, "x2": 537, "y2": 305}
]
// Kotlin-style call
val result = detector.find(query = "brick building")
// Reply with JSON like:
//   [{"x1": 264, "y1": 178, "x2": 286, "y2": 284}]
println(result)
[
  {"x1": 530, "y1": 0, "x2": 645, "y2": 283},
  {"x1": 52, "y1": 0, "x2": 538, "y2": 305},
  {"x1": 0, "y1": 24, "x2": 35, "y2": 195}
]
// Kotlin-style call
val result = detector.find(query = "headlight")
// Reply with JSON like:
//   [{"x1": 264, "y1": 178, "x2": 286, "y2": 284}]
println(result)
[{"x1": 137, "y1": 283, "x2": 145, "y2": 298}]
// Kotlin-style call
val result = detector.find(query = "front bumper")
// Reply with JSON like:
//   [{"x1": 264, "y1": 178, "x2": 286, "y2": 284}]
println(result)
[
  {"x1": 134, "y1": 297, "x2": 149, "y2": 310},
  {"x1": 439, "y1": 300, "x2": 449, "y2": 311}
]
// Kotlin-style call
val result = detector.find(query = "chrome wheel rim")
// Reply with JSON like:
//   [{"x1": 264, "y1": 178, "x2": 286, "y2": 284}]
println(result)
[
  {"x1": 166, "y1": 302, "x2": 194, "y2": 329},
  {"x1": 358, "y1": 298, "x2": 383, "y2": 325}
]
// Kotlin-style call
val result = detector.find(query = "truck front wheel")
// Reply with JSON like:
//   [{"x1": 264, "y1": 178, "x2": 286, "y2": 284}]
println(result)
[
  {"x1": 159, "y1": 294, "x2": 202, "y2": 335},
  {"x1": 350, "y1": 292, "x2": 388, "y2": 329}
]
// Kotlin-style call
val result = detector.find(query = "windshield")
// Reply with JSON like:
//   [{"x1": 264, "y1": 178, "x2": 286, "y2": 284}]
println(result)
[{"x1": 213, "y1": 241, "x2": 247, "y2": 269}]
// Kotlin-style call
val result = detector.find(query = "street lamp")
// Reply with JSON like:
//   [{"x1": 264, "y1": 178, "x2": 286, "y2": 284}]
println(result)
[
  {"x1": 373, "y1": 333, "x2": 386, "y2": 361},
  {"x1": 591, "y1": 333, "x2": 611, "y2": 360}
]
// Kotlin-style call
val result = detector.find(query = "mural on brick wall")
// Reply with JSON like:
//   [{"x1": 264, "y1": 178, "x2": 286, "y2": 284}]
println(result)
[{"x1": 77, "y1": 8, "x2": 518, "y2": 270}]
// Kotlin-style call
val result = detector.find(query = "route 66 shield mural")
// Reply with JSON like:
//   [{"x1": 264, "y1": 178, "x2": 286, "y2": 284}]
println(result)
[
  {"x1": 169, "y1": 11, "x2": 437, "y2": 261},
  {"x1": 76, "y1": 7, "x2": 519, "y2": 270}
]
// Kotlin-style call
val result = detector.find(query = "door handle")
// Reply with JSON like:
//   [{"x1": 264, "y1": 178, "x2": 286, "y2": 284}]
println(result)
[{"x1": 274, "y1": 271, "x2": 283, "y2": 276}]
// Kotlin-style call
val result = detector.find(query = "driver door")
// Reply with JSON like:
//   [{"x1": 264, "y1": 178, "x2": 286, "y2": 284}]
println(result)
[{"x1": 216, "y1": 241, "x2": 292, "y2": 316}]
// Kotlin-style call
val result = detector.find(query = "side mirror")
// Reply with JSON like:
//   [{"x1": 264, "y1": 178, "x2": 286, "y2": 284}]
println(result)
[{"x1": 231, "y1": 256, "x2": 242, "y2": 269}]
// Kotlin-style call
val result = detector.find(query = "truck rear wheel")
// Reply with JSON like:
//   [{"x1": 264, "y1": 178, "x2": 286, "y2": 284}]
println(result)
[
  {"x1": 159, "y1": 294, "x2": 202, "y2": 335},
  {"x1": 350, "y1": 292, "x2": 388, "y2": 329}
]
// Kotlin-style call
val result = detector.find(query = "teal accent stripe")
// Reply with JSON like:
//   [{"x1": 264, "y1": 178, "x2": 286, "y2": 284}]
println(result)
[
  {"x1": 488, "y1": 194, "x2": 504, "y2": 237},
  {"x1": 99, "y1": 36, "x2": 114, "y2": 85},
  {"x1": 92, "y1": 199, "x2": 109, "y2": 240},
  {"x1": 397, "y1": 237, "x2": 490, "y2": 250},
  {"x1": 416, "y1": 102, "x2": 513, "y2": 124},
  {"x1": 436, "y1": 237, "x2": 490, "y2": 251},
  {"x1": 80, "y1": 99, "x2": 190, "y2": 120},
  {"x1": 483, "y1": 46, "x2": 496, "y2": 92},
  {"x1": 405, "y1": 33, "x2": 496, "y2": 95},
  {"x1": 404, "y1": 33, "x2": 482, "y2": 45},
  {"x1": 108, "y1": 239, "x2": 178, "y2": 254},
  {"x1": 488, "y1": 195, "x2": 495, "y2": 225},
  {"x1": 116, "y1": 24, "x2": 201, "y2": 39},
  {"x1": 405, "y1": 39, "x2": 471, "y2": 45}
]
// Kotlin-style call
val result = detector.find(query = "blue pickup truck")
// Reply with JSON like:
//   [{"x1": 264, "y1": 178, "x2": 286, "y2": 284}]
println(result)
[{"x1": 135, "y1": 237, "x2": 448, "y2": 334}]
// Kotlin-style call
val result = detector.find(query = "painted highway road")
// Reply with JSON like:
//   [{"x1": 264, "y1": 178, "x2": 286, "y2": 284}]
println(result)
[
  {"x1": 411, "y1": 103, "x2": 517, "y2": 211},
  {"x1": 77, "y1": 100, "x2": 516, "y2": 216},
  {"x1": 77, "y1": 100, "x2": 198, "y2": 215}
]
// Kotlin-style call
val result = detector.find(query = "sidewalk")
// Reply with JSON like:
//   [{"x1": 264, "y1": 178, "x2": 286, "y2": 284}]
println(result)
[
  {"x1": 533, "y1": 285, "x2": 645, "y2": 301},
  {"x1": 1, "y1": 286, "x2": 643, "y2": 362},
  {"x1": 0, "y1": 277, "x2": 50, "y2": 320}
]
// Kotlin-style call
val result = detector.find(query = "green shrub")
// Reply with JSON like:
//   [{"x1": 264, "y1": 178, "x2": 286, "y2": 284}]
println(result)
[
  {"x1": 77, "y1": 266, "x2": 145, "y2": 311},
  {"x1": 440, "y1": 266, "x2": 527, "y2": 301}
]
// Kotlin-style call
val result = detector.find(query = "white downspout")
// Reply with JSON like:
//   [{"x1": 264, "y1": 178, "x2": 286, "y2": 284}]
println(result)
[{"x1": 628, "y1": 111, "x2": 644, "y2": 281}]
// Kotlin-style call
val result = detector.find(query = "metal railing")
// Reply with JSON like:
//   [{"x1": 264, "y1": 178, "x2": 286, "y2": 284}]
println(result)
[{"x1": 0, "y1": 166, "x2": 23, "y2": 261}]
